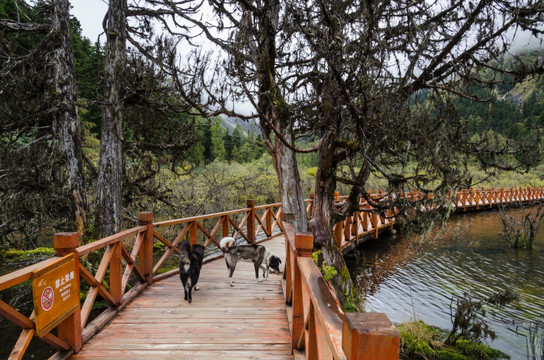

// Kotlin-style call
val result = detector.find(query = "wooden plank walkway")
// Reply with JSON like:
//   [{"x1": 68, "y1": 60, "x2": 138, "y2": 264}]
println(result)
[{"x1": 73, "y1": 236, "x2": 293, "y2": 359}]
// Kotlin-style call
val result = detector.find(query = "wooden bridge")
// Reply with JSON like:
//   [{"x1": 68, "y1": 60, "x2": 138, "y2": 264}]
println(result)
[{"x1": 1, "y1": 186, "x2": 543, "y2": 360}]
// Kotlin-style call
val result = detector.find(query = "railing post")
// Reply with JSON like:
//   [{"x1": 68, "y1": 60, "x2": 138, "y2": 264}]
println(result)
[
  {"x1": 481, "y1": 187, "x2": 487, "y2": 207},
  {"x1": 189, "y1": 221, "x2": 197, "y2": 245},
  {"x1": 265, "y1": 207, "x2": 272, "y2": 236},
  {"x1": 344, "y1": 216, "x2": 352, "y2": 243},
  {"x1": 512, "y1": 187, "x2": 515, "y2": 203},
  {"x1": 222, "y1": 215, "x2": 230, "y2": 238},
  {"x1": 489, "y1": 187, "x2": 494, "y2": 207},
  {"x1": 387, "y1": 208, "x2": 394, "y2": 230},
  {"x1": 342, "y1": 313, "x2": 399, "y2": 360},
  {"x1": 53, "y1": 232, "x2": 82, "y2": 353},
  {"x1": 54, "y1": 232, "x2": 78, "y2": 257},
  {"x1": 292, "y1": 232, "x2": 313, "y2": 350},
  {"x1": 247, "y1": 199, "x2": 256, "y2": 243},
  {"x1": 352, "y1": 212, "x2": 359, "y2": 238},
  {"x1": 138, "y1": 212, "x2": 154, "y2": 284},
  {"x1": 110, "y1": 242, "x2": 122, "y2": 304},
  {"x1": 371, "y1": 212, "x2": 378, "y2": 239}
]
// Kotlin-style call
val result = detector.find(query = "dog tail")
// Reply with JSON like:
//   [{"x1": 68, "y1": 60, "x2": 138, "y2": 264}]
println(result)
[
  {"x1": 220, "y1": 236, "x2": 235, "y2": 251},
  {"x1": 180, "y1": 240, "x2": 193, "y2": 259}
]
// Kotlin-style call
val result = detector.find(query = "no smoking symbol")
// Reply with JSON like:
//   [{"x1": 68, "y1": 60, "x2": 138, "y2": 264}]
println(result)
[{"x1": 41, "y1": 287, "x2": 54, "y2": 311}]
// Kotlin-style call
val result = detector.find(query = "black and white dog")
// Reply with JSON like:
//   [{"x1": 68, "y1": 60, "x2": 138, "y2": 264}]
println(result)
[
  {"x1": 220, "y1": 237, "x2": 282, "y2": 287},
  {"x1": 179, "y1": 240, "x2": 205, "y2": 303}
]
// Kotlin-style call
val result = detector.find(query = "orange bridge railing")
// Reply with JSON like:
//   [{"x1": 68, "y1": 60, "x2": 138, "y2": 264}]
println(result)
[{"x1": 1, "y1": 187, "x2": 543, "y2": 359}]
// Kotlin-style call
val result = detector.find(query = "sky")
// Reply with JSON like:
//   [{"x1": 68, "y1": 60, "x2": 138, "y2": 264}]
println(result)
[
  {"x1": 70, "y1": 0, "x2": 108, "y2": 44},
  {"x1": 69, "y1": 0, "x2": 255, "y2": 115},
  {"x1": 70, "y1": 1, "x2": 543, "y2": 52}
]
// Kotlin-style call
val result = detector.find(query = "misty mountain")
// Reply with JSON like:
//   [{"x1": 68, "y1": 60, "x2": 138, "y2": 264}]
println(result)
[{"x1": 220, "y1": 116, "x2": 261, "y2": 136}]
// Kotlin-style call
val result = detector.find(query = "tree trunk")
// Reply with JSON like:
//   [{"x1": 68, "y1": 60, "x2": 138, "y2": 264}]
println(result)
[
  {"x1": 255, "y1": 0, "x2": 308, "y2": 232},
  {"x1": 51, "y1": 0, "x2": 87, "y2": 242},
  {"x1": 309, "y1": 129, "x2": 337, "y2": 245},
  {"x1": 278, "y1": 121, "x2": 308, "y2": 232},
  {"x1": 96, "y1": 0, "x2": 126, "y2": 238},
  {"x1": 309, "y1": 128, "x2": 354, "y2": 303}
]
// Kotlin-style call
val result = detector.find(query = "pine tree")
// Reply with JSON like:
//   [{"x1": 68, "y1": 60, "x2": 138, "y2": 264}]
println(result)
[{"x1": 210, "y1": 118, "x2": 226, "y2": 160}]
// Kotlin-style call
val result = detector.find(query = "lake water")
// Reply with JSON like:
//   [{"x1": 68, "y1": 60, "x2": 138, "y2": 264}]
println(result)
[{"x1": 348, "y1": 208, "x2": 544, "y2": 359}]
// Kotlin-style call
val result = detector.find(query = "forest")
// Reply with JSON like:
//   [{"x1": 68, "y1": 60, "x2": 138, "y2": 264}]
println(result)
[
  {"x1": 0, "y1": 0, "x2": 543, "y2": 297},
  {"x1": 0, "y1": 0, "x2": 274, "y2": 251}
]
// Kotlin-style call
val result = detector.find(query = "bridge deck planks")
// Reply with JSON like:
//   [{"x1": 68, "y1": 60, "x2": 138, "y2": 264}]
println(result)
[{"x1": 73, "y1": 236, "x2": 293, "y2": 359}]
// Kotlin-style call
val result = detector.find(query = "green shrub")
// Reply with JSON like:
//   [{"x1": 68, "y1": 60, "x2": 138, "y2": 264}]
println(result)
[{"x1": 399, "y1": 321, "x2": 510, "y2": 360}]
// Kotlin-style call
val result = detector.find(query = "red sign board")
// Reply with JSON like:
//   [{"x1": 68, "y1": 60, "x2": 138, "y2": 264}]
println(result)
[{"x1": 32, "y1": 253, "x2": 79, "y2": 337}]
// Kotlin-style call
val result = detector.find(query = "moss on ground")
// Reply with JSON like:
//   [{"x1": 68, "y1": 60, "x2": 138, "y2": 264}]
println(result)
[
  {"x1": 0, "y1": 247, "x2": 56, "y2": 262},
  {"x1": 399, "y1": 321, "x2": 509, "y2": 360},
  {"x1": 156, "y1": 266, "x2": 177, "y2": 274},
  {"x1": 153, "y1": 241, "x2": 166, "y2": 254}
]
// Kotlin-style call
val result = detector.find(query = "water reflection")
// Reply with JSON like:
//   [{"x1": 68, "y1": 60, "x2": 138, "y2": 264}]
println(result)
[{"x1": 348, "y1": 208, "x2": 544, "y2": 359}]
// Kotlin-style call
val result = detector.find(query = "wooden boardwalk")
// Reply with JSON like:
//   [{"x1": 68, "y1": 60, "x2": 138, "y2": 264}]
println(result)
[
  {"x1": 4, "y1": 187, "x2": 538, "y2": 359},
  {"x1": 73, "y1": 236, "x2": 293, "y2": 359}
]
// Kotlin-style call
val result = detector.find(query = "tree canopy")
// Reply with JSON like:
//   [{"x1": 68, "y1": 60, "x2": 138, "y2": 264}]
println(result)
[{"x1": 183, "y1": 0, "x2": 544, "y2": 302}]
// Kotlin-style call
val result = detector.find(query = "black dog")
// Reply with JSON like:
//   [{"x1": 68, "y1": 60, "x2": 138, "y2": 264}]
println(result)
[
  {"x1": 179, "y1": 240, "x2": 205, "y2": 303},
  {"x1": 220, "y1": 237, "x2": 282, "y2": 287}
]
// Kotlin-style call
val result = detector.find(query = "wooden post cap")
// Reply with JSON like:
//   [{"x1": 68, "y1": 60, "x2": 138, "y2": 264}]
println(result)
[
  {"x1": 54, "y1": 232, "x2": 78, "y2": 249},
  {"x1": 246, "y1": 199, "x2": 255, "y2": 207},
  {"x1": 138, "y1": 212, "x2": 153, "y2": 224},
  {"x1": 342, "y1": 313, "x2": 399, "y2": 360},
  {"x1": 54, "y1": 232, "x2": 79, "y2": 256}
]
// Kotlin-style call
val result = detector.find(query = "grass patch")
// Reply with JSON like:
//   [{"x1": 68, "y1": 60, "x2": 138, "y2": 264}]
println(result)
[
  {"x1": 156, "y1": 266, "x2": 177, "y2": 274},
  {"x1": 399, "y1": 321, "x2": 509, "y2": 360}
]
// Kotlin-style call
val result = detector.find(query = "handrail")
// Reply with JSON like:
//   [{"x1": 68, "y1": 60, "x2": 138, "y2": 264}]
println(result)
[
  {"x1": 1, "y1": 186, "x2": 543, "y2": 359},
  {"x1": 0, "y1": 199, "x2": 285, "y2": 359},
  {"x1": 327, "y1": 186, "x2": 544, "y2": 250},
  {"x1": 283, "y1": 223, "x2": 400, "y2": 359},
  {"x1": 76, "y1": 226, "x2": 147, "y2": 256},
  {"x1": 153, "y1": 208, "x2": 252, "y2": 227}
]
